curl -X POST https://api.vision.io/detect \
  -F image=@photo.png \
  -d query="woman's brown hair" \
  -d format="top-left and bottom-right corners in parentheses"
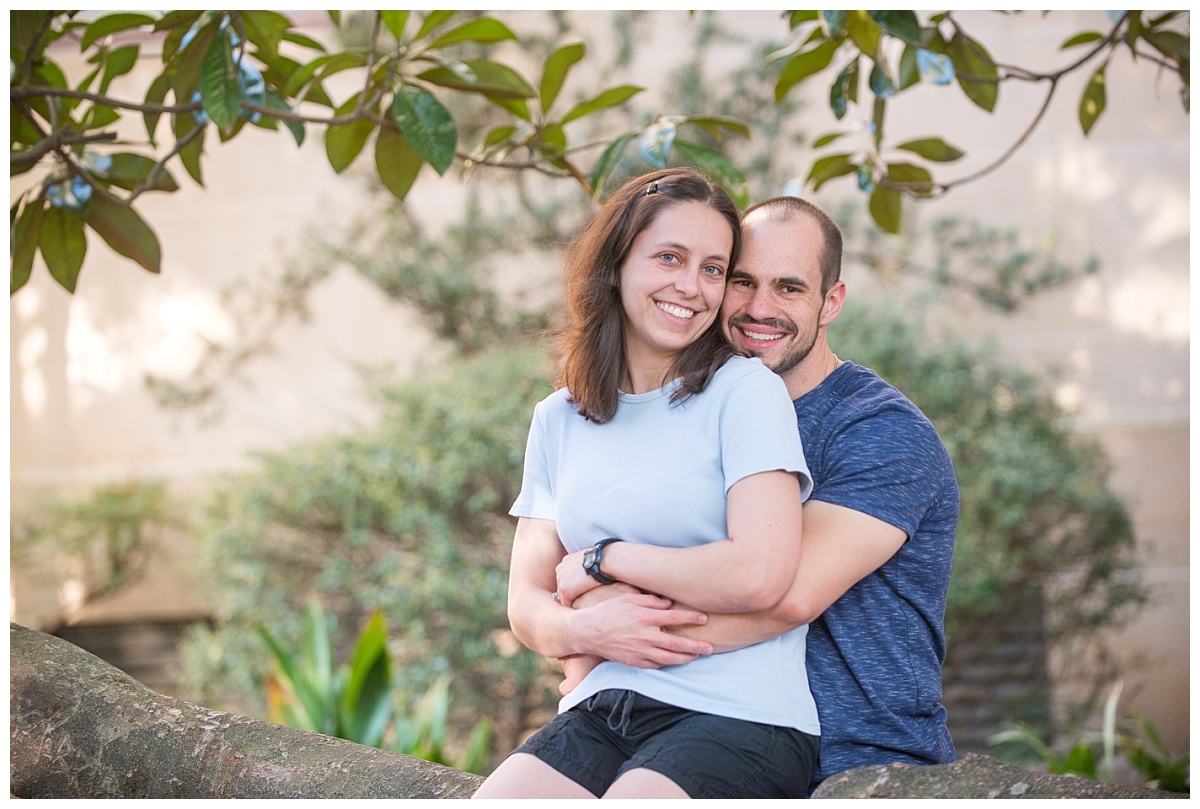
top-left (559, 168), bottom-right (741, 424)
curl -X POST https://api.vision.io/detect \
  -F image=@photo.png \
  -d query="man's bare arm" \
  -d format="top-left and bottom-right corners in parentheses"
top-left (673, 500), bottom-right (906, 652)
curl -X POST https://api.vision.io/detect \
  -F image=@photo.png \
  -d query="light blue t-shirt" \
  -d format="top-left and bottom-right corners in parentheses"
top-left (511, 356), bottom-right (819, 734)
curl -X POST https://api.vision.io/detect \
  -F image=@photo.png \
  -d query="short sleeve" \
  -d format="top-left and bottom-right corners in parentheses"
top-left (509, 398), bottom-right (557, 520)
top-left (815, 404), bottom-right (950, 538)
top-left (718, 362), bottom-right (812, 500)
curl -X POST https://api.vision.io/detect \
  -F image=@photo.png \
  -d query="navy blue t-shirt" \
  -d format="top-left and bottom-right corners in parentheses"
top-left (797, 362), bottom-right (958, 788)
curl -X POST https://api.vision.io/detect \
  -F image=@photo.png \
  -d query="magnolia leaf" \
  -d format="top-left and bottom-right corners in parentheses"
top-left (99, 44), bottom-right (140, 94)
top-left (676, 115), bottom-right (751, 141)
top-left (82, 13), bottom-right (156, 50)
top-left (673, 140), bottom-right (748, 209)
top-left (589, 133), bottom-right (635, 198)
top-left (263, 88), bottom-right (305, 146)
top-left (560, 85), bottom-right (643, 125)
top-left (812, 132), bottom-right (845, 148)
top-left (40, 206), bottom-right (87, 293)
top-left (84, 194), bottom-right (161, 273)
top-left (239, 10), bottom-right (292, 57)
top-left (416, 59), bottom-right (535, 100)
top-left (947, 32), bottom-right (999, 112)
top-left (1079, 62), bottom-right (1108, 135)
top-left (11, 198), bottom-right (45, 294)
top-left (895, 137), bottom-right (964, 162)
top-left (869, 184), bottom-right (902, 233)
top-left (375, 126), bottom-right (423, 200)
top-left (775, 39), bottom-right (839, 102)
top-left (415, 10), bottom-right (456, 41)
top-left (199, 33), bottom-right (241, 129)
top-left (1061, 31), bottom-right (1105, 49)
top-left (325, 96), bottom-right (376, 173)
top-left (427, 18), bottom-right (518, 49)
top-left (886, 161), bottom-right (934, 196)
top-left (807, 152), bottom-right (857, 191)
top-left (173, 112), bottom-right (206, 185)
top-left (870, 10), bottom-right (923, 47)
top-left (380, 11), bottom-right (409, 41)
top-left (142, 72), bottom-right (172, 145)
top-left (540, 42), bottom-right (585, 113)
top-left (845, 10), bottom-right (882, 58)
top-left (105, 153), bottom-right (180, 192)
top-left (392, 84), bottom-right (457, 176)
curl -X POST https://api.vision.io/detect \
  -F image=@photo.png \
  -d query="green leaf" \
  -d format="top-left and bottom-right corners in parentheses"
top-left (1079, 62), bottom-right (1107, 135)
top-left (142, 72), bottom-right (171, 145)
top-left (239, 10), bottom-right (292, 58)
top-left (391, 84), bottom-right (457, 176)
top-left (104, 153), bottom-right (180, 192)
top-left (830, 60), bottom-right (860, 119)
top-left (154, 10), bottom-right (203, 33)
top-left (199, 34), bottom-right (242, 130)
top-left (263, 88), bottom-right (305, 146)
top-left (84, 195), bottom-right (161, 273)
top-left (415, 10), bottom-right (456, 41)
top-left (1143, 30), bottom-right (1189, 65)
top-left (822, 11), bottom-right (848, 38)
top-left (560, 85), bottom-right (643, 125)
top-left (98, 44), bottom-right (140, 94)
top-left (775, 40), bottom-right (840, 102)
top-left (676, 115), bottom-right (751, 141)
top-left (790, 10), bottom-right (819, 28)
top-left (812, 131), bottom-right (845, 148)
top-left (427, 18), bottom-right (518, 49)
top-left (81, 104), bottom-right (122, 131)
top-left (895, 137), bottom-right (964, 162)
top-left (380, 11), bottom-right (408, 41)
top-left (325, 96), bottom-right (377, 174)
top-left (869, 11), bottom-right (923, 47)
top-left (947, 31), bottom-right (999, 112)
top-left (173, 113), bottom-right (206, 186)
top-left (375, 126), bottom-right (423, 200)
top-left (11, 198), bottom-right (45, 294)
top-left (484, 94), bottom-right (532, 121)
top-left (40, 206), bottom-right (87, 293)
top-left (673, 140), bottom-right (749, 209)
top-left (1061, 31), bottom-right (1105, 49)
top-left (170, 17), bottom-right (221, 101)
top-left (539, 43), bottom-right (585, 114)
top-left (536, 123), bottom-right (568, 166)
top-left (416, 59), bottom-right (535, 100)
top-left (257, 623), bottom-right (326, 733)
top-left (283, 52), bottom-right (367, 99)
top-left (280, 31), bottom-right (326, 52)
top-left (845, 10), bottom-right (882, 58)
top-left (886, 161), bottom-right (934, 196)
top-left (898, 45), bottom-right (920, 90)
top-left (81, 13), bottom-right (156, 50)
top-left (868, 184), bottom-right (902, 233)
top-left (589, 132), bottom-right (635, 198)
top-left (340, 612), bottom-right (393, 747)
top-left (807, 152), bottom-right (856, 191)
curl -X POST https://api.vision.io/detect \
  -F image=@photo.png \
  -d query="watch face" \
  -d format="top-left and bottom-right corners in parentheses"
top-left (583, 549), bottom-right (598, 569)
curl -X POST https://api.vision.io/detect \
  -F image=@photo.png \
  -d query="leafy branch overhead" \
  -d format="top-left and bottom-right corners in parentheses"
top-left (10, 9), bottom-right (748, 294)
top-left (9, 10), bottom-right (1190, 292)
top-left (775, 10), bottom-right (1189, 233)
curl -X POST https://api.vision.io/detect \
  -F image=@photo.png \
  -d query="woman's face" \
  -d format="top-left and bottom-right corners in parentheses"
top-left (618, 200), bottom-right (733, 370)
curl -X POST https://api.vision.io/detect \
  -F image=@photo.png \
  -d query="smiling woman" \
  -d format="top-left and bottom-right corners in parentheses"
top-left (472, 169), bottom-right (820, 800)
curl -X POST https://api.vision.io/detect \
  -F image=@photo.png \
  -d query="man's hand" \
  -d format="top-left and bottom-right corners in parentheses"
top-left (567, 584), bottom-right (713, 668)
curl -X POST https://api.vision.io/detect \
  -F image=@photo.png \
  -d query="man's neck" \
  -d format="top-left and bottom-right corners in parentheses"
top-left (780, 342), bottom-right (842, 400)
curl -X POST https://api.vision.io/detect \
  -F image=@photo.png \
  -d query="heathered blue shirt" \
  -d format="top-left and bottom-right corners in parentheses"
top-left (797, 361), bottom-right (958, 789)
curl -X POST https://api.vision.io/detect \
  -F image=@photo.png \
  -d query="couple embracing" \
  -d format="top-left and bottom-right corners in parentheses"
top-left (473, 169), bottom-right (958, 800)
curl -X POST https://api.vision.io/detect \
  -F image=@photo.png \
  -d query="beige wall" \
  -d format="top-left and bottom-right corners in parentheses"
top-left (10, 11), bottom-right (1188, 752)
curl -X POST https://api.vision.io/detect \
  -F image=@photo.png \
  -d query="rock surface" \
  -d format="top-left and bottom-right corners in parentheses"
top-left (811, 752), bottom-right (1184, 799)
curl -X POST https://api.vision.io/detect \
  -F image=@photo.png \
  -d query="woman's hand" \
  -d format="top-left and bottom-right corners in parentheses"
top-left (555, 549), bottom-right (602, 606)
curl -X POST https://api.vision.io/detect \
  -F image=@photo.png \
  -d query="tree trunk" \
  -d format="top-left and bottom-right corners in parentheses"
top-left (9, 623), bottom-right (484, 799)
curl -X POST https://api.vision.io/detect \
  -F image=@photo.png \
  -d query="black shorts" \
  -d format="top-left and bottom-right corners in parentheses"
top-left (512, 689), bottom-right (819, 799)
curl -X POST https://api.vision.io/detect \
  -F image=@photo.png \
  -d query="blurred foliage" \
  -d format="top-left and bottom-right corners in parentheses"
top-left (176, 344), bottom-right (557, 762)
top-left (12, 480), bottom-right (179, 608)
top-left (989, 682), bottom-right (1188, 793)
top-left (259, 599), bottom-right (491, 773)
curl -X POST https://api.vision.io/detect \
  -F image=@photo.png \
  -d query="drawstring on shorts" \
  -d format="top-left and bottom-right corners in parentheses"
top-left (585, 689), bottom-right (637, 736)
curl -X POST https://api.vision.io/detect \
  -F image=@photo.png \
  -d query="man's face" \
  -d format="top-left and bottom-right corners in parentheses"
top-left (721, 214), bottom-right (829, 378)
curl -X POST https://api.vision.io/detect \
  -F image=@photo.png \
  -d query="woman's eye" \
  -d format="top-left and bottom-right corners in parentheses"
top-left (704, 265), bottom-right (726, 276)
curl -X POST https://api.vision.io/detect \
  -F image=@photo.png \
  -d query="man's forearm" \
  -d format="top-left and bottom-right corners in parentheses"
top-left (670, 604), bottom-right (803, 654)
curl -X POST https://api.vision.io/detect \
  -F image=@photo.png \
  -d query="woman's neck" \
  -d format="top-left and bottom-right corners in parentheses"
top-left (623, 354), bottom-right (676, 394)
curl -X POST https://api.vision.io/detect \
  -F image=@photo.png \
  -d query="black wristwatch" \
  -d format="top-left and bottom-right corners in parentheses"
top-left (583, 538), bottom-right (622, 585)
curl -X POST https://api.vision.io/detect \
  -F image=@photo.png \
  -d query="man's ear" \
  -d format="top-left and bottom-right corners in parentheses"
top-left (819, 281), bottom-right (846, 328)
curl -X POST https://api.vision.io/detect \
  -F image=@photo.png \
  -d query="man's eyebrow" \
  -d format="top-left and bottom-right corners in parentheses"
top-left (729, 269), bottom-right (810, 289)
